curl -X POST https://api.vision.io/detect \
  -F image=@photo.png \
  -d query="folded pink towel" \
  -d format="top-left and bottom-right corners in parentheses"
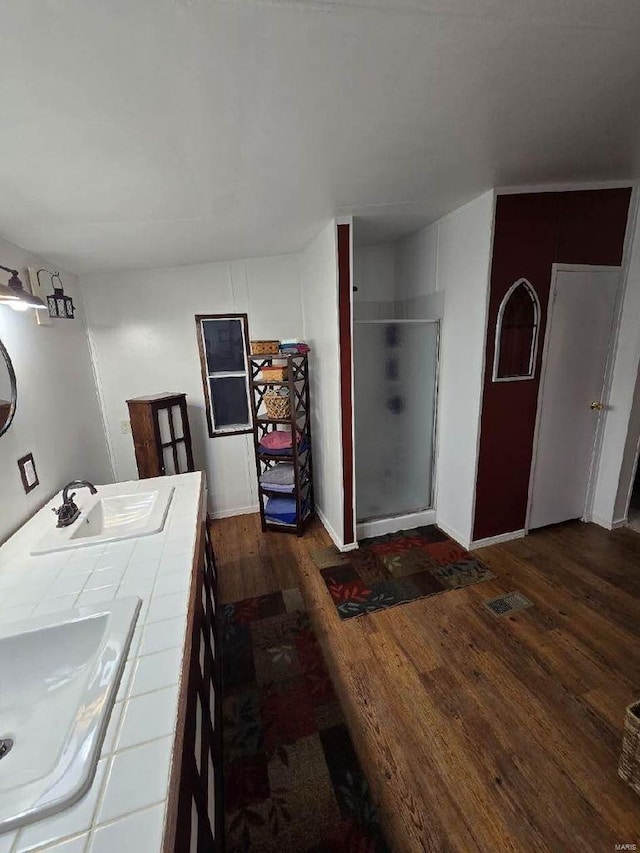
top-left (260, 430), bottom-right (299, 450)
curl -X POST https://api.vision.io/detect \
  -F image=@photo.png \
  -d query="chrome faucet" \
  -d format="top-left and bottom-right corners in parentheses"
top-left (53, 480), bottom-right (98, 528)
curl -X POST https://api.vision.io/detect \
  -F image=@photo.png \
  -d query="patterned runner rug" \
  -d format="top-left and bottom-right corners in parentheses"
top-left (222, 588), bottom-right (389, 852)
top-left (311, 525), bottom-right (495, 619)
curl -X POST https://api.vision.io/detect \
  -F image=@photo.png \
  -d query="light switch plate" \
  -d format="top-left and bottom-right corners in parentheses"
top-left (17, 453), bottom-right (39, 494)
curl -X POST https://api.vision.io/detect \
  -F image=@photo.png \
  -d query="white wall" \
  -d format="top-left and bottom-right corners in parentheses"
top-left (352, 243), bottom-right (396, 320)
top-left (81, 255), bottom-right (303, 519)
top-left (431, 192), bottom-right (495, 546)
top-left (394, 224), bottom-right (444, 319)
top-left (0, 236), bottom-right (112, 543)
top-left (353, 227), bottom-right (445, 322)
top-left (591, 194), bottom-right (640, 525)
top-left (300, 221), bottom-right (345, 547)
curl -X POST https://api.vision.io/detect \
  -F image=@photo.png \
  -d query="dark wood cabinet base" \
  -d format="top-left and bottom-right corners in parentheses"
top-left (163, 484), bottom-right (223, 852)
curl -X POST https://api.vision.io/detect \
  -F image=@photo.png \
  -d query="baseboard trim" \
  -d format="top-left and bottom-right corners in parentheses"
top-left (316, 506), bottom-right (358, 552)
top-left (356, 509), bottom-right (436, 541)
top-left (435, 519), bottom-right (471, 550)
top-left (469, 529), bottom-right (526, 549)
top-left (208, 503), bottom-right (259, 520)
top-left (587, 513), bottom-right (607, 529)
top-left (590, 514), bottom-right (628, 531)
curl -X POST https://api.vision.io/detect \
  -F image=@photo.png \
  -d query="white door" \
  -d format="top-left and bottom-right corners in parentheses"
top-left (528, 266), bottom-right (620, 530)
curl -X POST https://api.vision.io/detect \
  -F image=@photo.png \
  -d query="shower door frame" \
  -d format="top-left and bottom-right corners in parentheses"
top-left (352, 318), bottom-right (441, 538)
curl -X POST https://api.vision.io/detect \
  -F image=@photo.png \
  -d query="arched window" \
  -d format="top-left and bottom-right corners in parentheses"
top-left (493, 278), bottom-right (540, 381)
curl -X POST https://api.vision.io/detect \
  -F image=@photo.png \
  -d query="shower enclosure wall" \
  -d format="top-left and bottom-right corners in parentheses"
top-left (353, 319), bottom-right (439, 537)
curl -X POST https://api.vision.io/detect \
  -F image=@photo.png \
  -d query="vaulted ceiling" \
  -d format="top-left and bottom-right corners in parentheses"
top-left (1, 0), bottom-right (640, 271)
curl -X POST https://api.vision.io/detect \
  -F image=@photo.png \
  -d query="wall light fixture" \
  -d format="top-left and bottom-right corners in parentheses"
top-left (0, 265), bottom-right (48, 312)
top-left (36, 269), bottom-right (76, 319)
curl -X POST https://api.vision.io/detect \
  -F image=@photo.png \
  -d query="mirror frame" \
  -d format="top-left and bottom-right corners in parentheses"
top-left (492, 278), bottom-right (541, 383)
top-left (0, 337), bottom-right (17, 437)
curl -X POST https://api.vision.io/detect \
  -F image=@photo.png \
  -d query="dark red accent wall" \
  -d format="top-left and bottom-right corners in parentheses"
top-left (337, 224), bottom-right (355, 545)
top-left (473, 188), bottom-right (632, 541)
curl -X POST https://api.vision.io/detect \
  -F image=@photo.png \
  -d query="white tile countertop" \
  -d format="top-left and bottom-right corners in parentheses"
top-left (0, 471), bottom-right (203, 853)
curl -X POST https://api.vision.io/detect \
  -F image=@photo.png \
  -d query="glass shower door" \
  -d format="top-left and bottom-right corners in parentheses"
top-left (353, 320), bottom-right (439, 522)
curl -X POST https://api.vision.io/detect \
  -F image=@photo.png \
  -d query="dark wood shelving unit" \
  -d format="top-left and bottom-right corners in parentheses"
top-left (126, 392), bottom-right (195, 479)
top-left (249, 353), bottom-right (314, 536)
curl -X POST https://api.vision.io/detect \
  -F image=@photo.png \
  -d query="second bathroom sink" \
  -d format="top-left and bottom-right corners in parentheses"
top-left (0, 597), bottom-right (140, 832)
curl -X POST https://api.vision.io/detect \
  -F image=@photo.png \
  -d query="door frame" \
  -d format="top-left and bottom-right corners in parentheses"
top-left (337, 221), bottom-right (356, 548)
top-left (524, 263), bottom-right (622, 533)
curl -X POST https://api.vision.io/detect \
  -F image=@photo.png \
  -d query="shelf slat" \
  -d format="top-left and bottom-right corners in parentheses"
top-left (257, 416), bottom-right (308, 425)
top-left (250, 353), bottom-right (307, 361)
top-left (257, 453), bottom-right (308, 463)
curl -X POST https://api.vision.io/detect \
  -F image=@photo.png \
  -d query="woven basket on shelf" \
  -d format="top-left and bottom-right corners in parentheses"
top-left (619, 700), bottom-right (640, 796)
top-left (264, 391), bottom-right (291, 419)
top-left (260, 365), bottom-right (288, 382)
top-left (251, 340), bottom-right (280, 355)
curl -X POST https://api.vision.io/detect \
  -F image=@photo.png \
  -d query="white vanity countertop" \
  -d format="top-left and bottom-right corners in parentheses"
top-left (0, 471), bottom-right (203, 853)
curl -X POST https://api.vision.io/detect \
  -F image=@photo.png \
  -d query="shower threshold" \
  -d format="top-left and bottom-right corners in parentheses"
top-left (355, 507), bottom-right (436, 541)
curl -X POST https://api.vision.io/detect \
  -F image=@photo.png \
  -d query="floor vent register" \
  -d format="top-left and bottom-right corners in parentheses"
top-left (483, 591), bottom-right (534, 616)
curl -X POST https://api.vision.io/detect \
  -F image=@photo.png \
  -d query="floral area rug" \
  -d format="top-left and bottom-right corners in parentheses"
top-left (222, 588), bottom-right (389, 852)
top-left (311, 525), bottom-right (496, 620)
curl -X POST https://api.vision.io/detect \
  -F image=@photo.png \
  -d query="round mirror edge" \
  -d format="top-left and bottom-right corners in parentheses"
top-left (0, 337), bottom-right (17, 438)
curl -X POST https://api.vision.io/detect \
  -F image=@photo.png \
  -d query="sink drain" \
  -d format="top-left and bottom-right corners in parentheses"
top-left (0, 738), bottom-right (13, 759)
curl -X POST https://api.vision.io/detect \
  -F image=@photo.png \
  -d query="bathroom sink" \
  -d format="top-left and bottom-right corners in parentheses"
top-left (0, 597), bottom-right (140, 832)
top-left (31, 485), bottom-right (174, 555)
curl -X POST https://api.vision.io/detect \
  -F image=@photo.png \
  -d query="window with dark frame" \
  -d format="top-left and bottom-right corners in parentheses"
top-left (196, 314), bottom-right (253, 437)
top-left (493, 279), bottom-right (540, 382)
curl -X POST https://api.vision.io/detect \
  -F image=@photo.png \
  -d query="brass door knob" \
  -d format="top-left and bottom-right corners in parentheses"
top-left (590, 401), bottom-right (605, 411)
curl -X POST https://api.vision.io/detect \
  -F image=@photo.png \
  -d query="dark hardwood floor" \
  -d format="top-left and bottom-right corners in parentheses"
top-left (211, 513), bottom-right (640, 852)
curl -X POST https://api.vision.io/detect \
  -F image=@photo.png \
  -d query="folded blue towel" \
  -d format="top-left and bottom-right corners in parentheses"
top-left (265, 495), bottom-right (298, 524)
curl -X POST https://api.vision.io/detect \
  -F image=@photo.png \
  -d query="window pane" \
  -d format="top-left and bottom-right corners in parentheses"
top-left (163, 445), bottom-right (177, 475)
top-left (176, 440), bottom-right (188, 473)
top-left (197, 314), bottom-right (252, 437)
top-left (210, 377), bottom-right (250, 429)
top-left (171, 405), bottom-right (184, 439)
top-left (158, 407), bottom-right (171, 443)
top-left (203, 319), bottom-right (245, 373)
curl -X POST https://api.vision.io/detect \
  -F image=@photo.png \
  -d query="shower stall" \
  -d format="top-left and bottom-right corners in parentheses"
top-left (353, 319), bottom-right (439, 537)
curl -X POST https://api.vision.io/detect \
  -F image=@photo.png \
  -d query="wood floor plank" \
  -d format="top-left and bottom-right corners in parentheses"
top-left (212, 515), bottom-right (640, 851)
